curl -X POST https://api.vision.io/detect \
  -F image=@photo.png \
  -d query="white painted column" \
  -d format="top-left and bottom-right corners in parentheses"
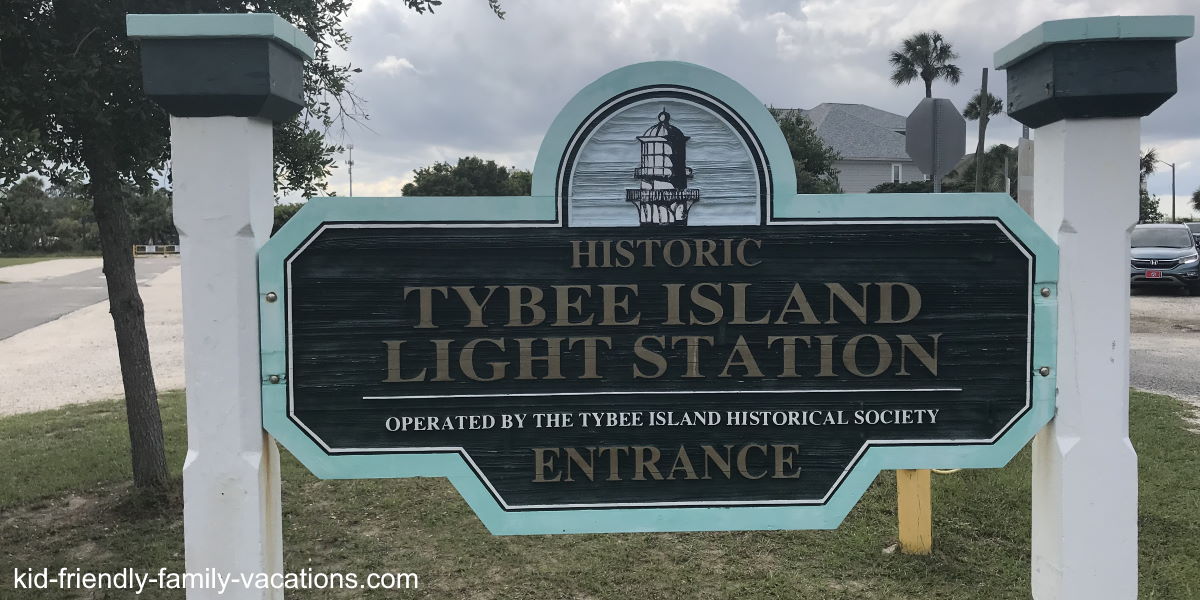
top-left (1030, 118), bottom-right (1140, 600)
top-left (171, 116), bottom-right (283, 599)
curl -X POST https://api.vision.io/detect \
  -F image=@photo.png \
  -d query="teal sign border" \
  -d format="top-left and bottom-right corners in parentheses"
top-left (259, 61), bottom-right (1058, 535)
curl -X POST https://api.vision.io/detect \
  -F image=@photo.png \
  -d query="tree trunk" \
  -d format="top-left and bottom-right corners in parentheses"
top-left (975, 69), bottom-right (989, 193)
top-left (924, 78), bottom-right (932, 98)
top-left (81, 140), bottom-right (169, 489)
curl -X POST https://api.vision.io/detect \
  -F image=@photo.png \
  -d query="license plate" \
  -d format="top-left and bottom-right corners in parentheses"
top-left (1146, 270), bottom-right (1163, 278)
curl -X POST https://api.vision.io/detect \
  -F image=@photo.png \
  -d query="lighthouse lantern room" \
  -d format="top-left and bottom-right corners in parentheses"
top-left (626, 108), bottom-right (700, 226)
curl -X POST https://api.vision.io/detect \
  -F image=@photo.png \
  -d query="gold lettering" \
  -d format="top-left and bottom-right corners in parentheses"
top-left (689, 282), bottom-right (724, 325)
top-left (402, 286), bottom-right (449, 329)
top-left (663, 283), bottom-right (685, 325)
top-left (719, 335), bottom-right (764, 378)
top-left (843, 334), bottom-right (893, 377)
top-left (459, 338), bottom-right (507, 382)
top-left (736, 444), bottom-right (769, 479)
top-left (735, 239), bottom-right (762, 267)
top-left (633, 335), bottom-right (668, 379)
top-left (667, 446), bottom-right (700, 480)
top-left (569, 336), bottom-right (612, 379)
top-left (772, 444), bottom-right (801, 479)
top-left (552, 285), bottom-right (594, 327)
top-left (775, 284), bottom-right (820, 324)
top-left (767, 335), bottom-right (811, 378)
top-left (614, 239), bottom-right (636, 268)
top-left (671, 336), bottom-right (714, 378)
top-left (816, 335), bottom-right (837, 377)
top-left (564, 447), bottom-right (596, 482)
top-left (878, 282), bottom-right (922, 323)
top-left (701, 445), bottom-right (734, 479)
top-left (532, 448), bottom-right (560, 482)
top-left (383, 340), bottom-right (425, 382)
top-left (451, 285), bottom-right (499, 328)
top-left (636, 239), bottom-right (662, 267)
top-left (632, 446), bottom-right (664, 480)
top-left (599, 284), bottom-right (640, 326)
top-left (694, 239), bottom-right (719, 267)
top-left (516, 337), bottom-right (564, 380)
top-left (896, 333), bottom-right (941, 376)
top-left (570, 240), bottom-right (597, 268)
top-left (729, 283), bottom-right (771, 324)
top-left (506, 285), bottom-right (546, 327)
top-left (431, 339), bottom-right (453, 381)
top-left (663, 239), bottom-right (691, 267)
top-left (597, 446), bottom-right (629, 481)
top-left (825, 283), bottom-right (870, 324)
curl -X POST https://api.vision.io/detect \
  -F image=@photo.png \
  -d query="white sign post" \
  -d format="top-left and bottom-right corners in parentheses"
top-left (173, 116), bottom-right (283, 597)
top-left (127, 14), bottom-right (316, 599)
top-left (996, 15), bottom-right (1194, 600)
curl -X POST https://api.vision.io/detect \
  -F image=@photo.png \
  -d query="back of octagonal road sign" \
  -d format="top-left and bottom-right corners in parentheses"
top-left (906, 98), bottom-right (967, 180)
top-left (258, 60), bottom-right (1057, 535)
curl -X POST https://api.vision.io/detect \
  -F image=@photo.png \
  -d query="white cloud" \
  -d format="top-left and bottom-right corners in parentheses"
top-left (372, 55), bottom-right (417, 75)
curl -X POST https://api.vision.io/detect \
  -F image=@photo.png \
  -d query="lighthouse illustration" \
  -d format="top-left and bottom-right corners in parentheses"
top-left (626, 108), bottom-right (699, 226)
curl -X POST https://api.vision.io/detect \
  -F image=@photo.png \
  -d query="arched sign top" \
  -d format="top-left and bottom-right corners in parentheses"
top-left (530, 61), bottom-right (796, 225)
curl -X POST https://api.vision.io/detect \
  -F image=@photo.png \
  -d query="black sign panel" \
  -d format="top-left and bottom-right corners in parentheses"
top-left (285, 222), bottom-right (1032, 509)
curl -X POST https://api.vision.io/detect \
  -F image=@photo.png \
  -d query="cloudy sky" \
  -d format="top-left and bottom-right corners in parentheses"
top-left (314, 0), bottom-right (1200, 218)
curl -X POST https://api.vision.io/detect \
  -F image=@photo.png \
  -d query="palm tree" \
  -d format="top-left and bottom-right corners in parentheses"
top-left (964, 91), bottom-right (1003, 121)
top-left (889, 31), bottom-right (963, 98)
top-left (964, 91), bottom-right (1004, 191)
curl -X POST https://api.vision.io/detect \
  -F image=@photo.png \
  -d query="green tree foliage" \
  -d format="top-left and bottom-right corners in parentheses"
top-left (946, 144), bottom-right (1017, 199)
top-left (1191, 186), bottom-right (1200, 214)
top-left (0, 0), bottom-right (504, 490)
top-left (401, 157), bottom-right (532, 196)
top-left (768, 109), bottom-right (841, 194)
top-left (888, 31), bottom-right (963, 98)
top-left (963, 91), bottom-right (1004, 192)
top-left (1140, 149), bottom-right (1164, 223)
top-left (273, 202), bottom-right (305, 235)
top-left (867, 179), bottom-right (973, 194)
top-left (964, 92), bottom-right (1003, 121)
top-left (0, 177), bottom-right (53, 253)
top-left (0, 177), bottom-right (110, 253)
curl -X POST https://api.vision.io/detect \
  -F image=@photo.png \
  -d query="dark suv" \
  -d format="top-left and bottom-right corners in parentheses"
top-left (1130, 223), bottom-right (1200, 294)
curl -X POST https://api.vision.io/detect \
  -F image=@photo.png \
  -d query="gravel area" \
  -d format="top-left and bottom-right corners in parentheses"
top-left (0, 258), bottom-right (102, 283)
top-left (1130, 289), bottom-right (1200, 423)
top-left (0, 266), bottom-right (183, 416)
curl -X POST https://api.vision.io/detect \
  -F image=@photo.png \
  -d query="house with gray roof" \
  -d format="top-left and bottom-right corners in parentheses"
top-left (776, 103), bottom-right (927, 193)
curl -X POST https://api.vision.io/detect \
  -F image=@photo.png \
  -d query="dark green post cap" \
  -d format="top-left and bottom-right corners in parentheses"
top-left (126, 14), bottom-right (316, 121)
top-left (994, 15), bottom-right (1193, 129)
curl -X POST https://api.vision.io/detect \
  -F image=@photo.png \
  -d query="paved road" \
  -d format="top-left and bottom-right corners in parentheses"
top-left (0, 257), bottom-right (179, 340)
top-left (1130, 288), bottom-right (1200, 407)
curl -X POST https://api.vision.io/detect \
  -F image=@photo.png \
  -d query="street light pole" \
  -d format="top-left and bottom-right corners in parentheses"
top-left (347, 144), bottom-right (355, 197)
top-left (1156, 158), bottom-right (1176, 222)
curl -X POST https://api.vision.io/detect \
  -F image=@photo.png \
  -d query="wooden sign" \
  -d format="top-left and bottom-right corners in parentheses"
top-left (260, 61), bottom-right (1058, 534)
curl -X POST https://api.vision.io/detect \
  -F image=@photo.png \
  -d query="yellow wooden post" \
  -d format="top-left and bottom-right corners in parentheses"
top-left (896, 468), bottom-right (932, 554)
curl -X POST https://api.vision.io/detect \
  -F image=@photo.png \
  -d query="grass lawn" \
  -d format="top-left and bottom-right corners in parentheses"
top-left (1, 391), bottom-right (1197, 599)
top-left (0, 256), bottom-right (61, 269)
top-left (0, 255), bottom-right (102, 269)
